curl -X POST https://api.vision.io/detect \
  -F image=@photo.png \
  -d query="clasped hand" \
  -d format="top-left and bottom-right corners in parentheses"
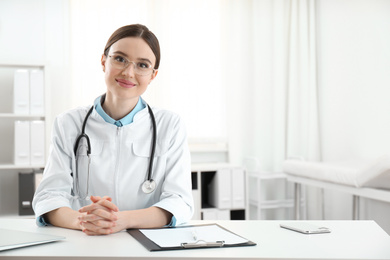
top-left (78, 195), bottom-right (120, 236)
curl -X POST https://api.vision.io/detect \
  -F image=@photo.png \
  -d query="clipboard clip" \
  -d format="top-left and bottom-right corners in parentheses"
top-left (181, 240), bottom-right (225, 248)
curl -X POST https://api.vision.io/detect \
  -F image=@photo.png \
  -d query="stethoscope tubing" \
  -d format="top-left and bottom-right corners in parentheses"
top-left (73, 95), bottom-right (157, 197)
top-left (146, 104), bottom-right (157, 182)
top-left (73, 106), bottom-right (93, 156)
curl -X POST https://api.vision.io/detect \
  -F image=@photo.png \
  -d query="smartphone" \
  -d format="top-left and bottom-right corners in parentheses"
top-left (280, 222), bottom-right (331, 234)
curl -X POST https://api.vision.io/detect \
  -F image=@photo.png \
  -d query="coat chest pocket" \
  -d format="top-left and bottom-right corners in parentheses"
top-left (132, 139), bottom-right (169, 158)
top-left (132, 139), bottom-right (169, 183)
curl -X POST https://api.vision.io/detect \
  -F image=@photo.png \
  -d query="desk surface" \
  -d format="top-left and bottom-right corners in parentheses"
top-left (0, 219), bottom-right (389, 260)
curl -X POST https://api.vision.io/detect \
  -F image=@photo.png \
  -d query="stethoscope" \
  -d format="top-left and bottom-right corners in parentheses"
top-left (73, 94), bottom-right (157, 200)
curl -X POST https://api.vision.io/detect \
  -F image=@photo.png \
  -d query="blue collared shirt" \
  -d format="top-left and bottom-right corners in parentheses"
top-left (94, 96), bottom-right (145, 126)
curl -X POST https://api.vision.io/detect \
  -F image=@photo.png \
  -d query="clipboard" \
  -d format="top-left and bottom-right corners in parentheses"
top-left (127, 223), bottom-right (256, 251)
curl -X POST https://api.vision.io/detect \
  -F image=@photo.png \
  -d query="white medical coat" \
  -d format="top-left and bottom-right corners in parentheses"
top-left (32, 105), bottom-right (194, 225)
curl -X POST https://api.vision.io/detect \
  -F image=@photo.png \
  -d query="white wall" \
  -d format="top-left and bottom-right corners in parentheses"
top-left (0, 0), bottom-right (45, 64)
top-left (318, 0), bottom-right (390, 161)
top-left (316, 0), bottom-right (390, 230)
top-left (44, 0), bottom-right (71, 135)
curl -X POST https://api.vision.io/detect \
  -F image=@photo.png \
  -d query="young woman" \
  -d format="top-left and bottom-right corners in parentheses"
top-left (33, 24), bottom-right (194, 236)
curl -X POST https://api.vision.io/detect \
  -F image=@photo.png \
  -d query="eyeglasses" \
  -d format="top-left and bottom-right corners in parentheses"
top-left (108, 54), bottom-right (155, 76)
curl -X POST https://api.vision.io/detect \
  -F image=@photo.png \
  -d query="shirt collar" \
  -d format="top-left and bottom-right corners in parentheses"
top-left (94, 95), bottom-right (146, 127)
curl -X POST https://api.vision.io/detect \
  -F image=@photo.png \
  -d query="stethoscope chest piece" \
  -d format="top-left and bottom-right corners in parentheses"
top-left (142, 179), bottom-right (156, 194)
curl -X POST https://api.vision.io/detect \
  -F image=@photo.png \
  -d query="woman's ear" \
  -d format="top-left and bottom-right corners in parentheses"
top-left (101, 54), bottom-right (107, 72)
top-left (150, 70), bottom-right (158, 81)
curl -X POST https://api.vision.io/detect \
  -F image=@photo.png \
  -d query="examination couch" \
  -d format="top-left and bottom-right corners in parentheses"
top-left (283, 155), bottom-right (390, 219)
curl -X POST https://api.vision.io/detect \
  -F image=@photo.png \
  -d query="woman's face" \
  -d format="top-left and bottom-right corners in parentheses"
top-left (101, 37), bottom-right (158, 102)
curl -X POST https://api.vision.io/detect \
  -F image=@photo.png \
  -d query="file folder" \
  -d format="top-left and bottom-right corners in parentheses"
top-left (13, 70), bottom-right (30, 114)
top-left (202, 208), bottom-right (218, 220)
top-left (127, 223), bottom-right (256, 251)
top-left (18, 171), bottom-right (35, 215)
top-left (14, 121), bottom-right (30, 165)
top-left (30, 69), bottom-right (45, 115)
top-left (208, 169), bottom-right (232, 209)
top-left (232, 169), bottom-right (245, 208)
top-left (192, 189), bottom-right (201, 220)
top-left (30, 120), bottom-right (45, 166)
top-left (217, 209), bottom-right (230, 220)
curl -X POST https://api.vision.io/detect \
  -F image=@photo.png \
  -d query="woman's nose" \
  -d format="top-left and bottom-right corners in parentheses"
top-left (122, 62), bottom-right (136, 77)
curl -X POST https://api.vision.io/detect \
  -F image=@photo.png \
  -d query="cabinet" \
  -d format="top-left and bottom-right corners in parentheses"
top-left (191, 163), bottom-right (248, 220)
top-left (0, 63), bottom-right (47, 217)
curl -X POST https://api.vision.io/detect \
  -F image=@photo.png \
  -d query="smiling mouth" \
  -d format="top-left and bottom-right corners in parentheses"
top-left (116, 79), bottom-right (136, 88)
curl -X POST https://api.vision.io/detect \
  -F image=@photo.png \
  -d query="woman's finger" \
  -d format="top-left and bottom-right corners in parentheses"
top-left (79, 198), bottom-right (118, 213)
top-left (80, 221), bottom-right (113, 236)
top-left (80, 218), bottom-right (116, 229)
top-left (90, 195), bottom-right (112, 203)
top-left (78, 203), bottom-right (99, 213)
top-left (79, 208), bottom-right (117, 222)
top-left (102, 196), bottom-right (112, 201)
top-left (79, 202), bottom-right (109, 213)
top-left (89, 196), bottom-right (102, 203)
top-left (96, 199), bottom-right (119, 212)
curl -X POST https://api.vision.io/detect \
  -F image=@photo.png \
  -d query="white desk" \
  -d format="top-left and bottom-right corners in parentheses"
top-left (1, 219), bottom-right (390, 260)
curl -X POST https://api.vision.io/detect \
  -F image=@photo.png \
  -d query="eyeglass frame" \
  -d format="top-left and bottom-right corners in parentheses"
top-left (107, 54), bottom-right (157, 76)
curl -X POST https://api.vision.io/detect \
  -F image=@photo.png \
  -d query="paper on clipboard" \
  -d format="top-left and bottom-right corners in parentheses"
top-left (139, 224), bottom-right (248, 248)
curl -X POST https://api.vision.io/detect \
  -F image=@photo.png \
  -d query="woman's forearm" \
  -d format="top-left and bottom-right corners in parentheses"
top-left (46, 205), bottom-right (172, 235)
top-left (45, 207), bottom-right (82, 230)
top-left (120, 206), bottom-right (172, 229)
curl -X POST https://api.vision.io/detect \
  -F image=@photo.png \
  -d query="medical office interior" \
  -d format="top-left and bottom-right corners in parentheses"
top-left (1, 0), bottom-right (390, 234)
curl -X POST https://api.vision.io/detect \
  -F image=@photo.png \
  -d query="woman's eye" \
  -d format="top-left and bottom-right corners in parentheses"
top-left (137, 63), bottom-right (149, 69)
top-left (115, 56), bottom-right (126, 63)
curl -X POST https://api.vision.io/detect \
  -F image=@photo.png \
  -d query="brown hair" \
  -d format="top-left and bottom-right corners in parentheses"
top-left (103, 24), bottom-right (161, 69)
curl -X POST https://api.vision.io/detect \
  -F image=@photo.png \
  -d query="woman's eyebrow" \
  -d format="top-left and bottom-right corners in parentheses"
top-left (112, 51), bottom-right (153, 64)
top-left (138, 58), bottom-right (153, 64)
top-left (112, 51), bottom-right (129, 57)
